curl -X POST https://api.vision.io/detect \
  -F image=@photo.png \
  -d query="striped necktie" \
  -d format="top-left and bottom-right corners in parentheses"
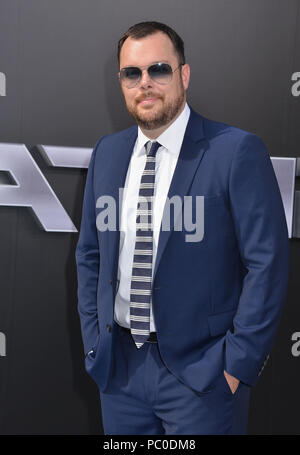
top-left (130, 140), bottom-right (161, 349)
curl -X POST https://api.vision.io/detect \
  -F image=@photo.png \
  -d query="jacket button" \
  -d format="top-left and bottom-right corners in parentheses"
top-left (106, 324), bottom-right (111, 332)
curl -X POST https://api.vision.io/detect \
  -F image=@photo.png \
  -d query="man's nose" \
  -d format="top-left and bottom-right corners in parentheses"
top-left (139, 69), bottom-right (153, 88)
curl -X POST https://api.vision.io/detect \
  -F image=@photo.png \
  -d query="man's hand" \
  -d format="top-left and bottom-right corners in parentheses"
top-left (224, 370), bottom-right (240, 394)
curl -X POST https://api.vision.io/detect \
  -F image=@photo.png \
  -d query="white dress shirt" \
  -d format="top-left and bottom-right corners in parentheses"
top-left (114, 102), bottom-right (191, 331)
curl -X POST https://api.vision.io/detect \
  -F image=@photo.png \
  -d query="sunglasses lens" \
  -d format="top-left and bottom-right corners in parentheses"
top-left (148, 63), bottom-right (173, 84)
top-left (119, 63), bottom-right (174, 87)
top-left (120, 67), bottom-right (142, 87)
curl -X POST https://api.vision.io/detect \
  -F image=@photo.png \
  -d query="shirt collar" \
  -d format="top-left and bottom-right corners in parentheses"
top-left (134, 102), bottom-right (190, 157)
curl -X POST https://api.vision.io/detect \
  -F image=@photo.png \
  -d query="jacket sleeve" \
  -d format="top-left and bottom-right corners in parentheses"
top-left (75, 138), bottom-right (102, 357)
top-left (225, 133), bottom-right (290, 387)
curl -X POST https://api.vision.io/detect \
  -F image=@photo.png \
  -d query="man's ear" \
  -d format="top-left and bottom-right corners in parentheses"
top-left (181, 63), bottom-right (190, 90)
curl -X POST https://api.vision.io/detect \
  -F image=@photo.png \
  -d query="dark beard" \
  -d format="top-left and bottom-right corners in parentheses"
top-left (126, 87), bottom-right (185, 130)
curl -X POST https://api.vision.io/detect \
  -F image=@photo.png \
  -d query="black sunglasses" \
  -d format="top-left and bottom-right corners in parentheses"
top-left (118, 62), bottom-right (183, 88)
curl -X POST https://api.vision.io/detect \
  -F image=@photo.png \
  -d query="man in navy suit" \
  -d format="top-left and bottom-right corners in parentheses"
top-left (75, 21), bottom-right (290, 434)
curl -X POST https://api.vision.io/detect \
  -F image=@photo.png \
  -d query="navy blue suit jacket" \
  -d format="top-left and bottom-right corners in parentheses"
top-left (75, 106), bottom-right (290, 394)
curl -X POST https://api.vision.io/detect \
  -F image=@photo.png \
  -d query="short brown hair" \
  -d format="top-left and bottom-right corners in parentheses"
top-left (117, 21), bottom-right (185, 66)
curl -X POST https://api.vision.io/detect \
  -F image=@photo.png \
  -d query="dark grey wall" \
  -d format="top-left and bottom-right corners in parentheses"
top-left (0, 0), bottom-right (299, 434)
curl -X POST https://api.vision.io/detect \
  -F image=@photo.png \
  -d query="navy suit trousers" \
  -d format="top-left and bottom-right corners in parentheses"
top-left (99, 322), bottom-right (251, 435)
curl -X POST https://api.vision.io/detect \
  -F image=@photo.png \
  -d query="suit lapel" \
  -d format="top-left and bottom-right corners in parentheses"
top-left (153, 108), bottom-right (207, 280)
top-left (106, 126), bottom-right (137, 283)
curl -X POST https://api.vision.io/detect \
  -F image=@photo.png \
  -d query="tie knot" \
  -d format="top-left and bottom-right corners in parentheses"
top-left (146, 141), bottom-right (161, 157)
